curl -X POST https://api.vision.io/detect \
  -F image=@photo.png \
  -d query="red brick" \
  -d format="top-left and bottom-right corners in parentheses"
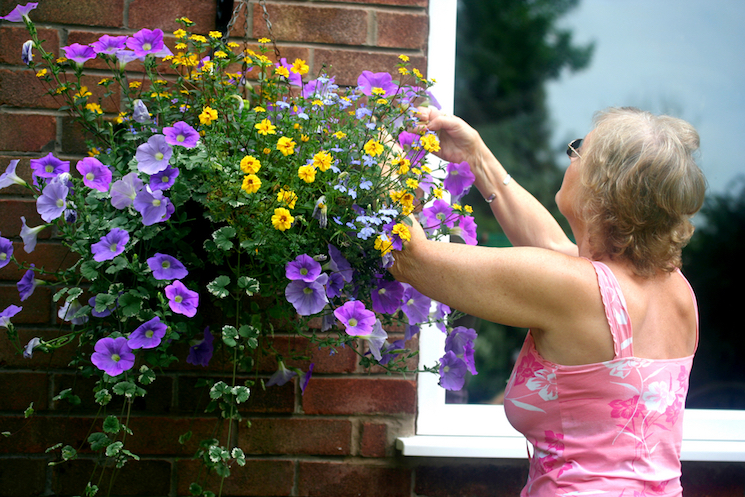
top-left (0, 198), bottom-right (49, 238)
top-left (176, 458), bottom-right (294, 497)
top-left (376, 11), bottom-right (429, 50)
top-left (59, 116), bottom-right (90, 156)
top-left (52, 458), bottom-right (171, 496)
top-left (177, 375), bottom-right (295, 414)
top-left (4, 241), bottom-right (78, 281)
top-left (0, 458), bottom-right (47, 497)
top-left (0, 284), bottom-right (52, 325)
top-left (360, 421), bottom-right (387, 457)
top-left (302, 378), bottom-right (416, 415)
top-left (0, 414), bottom-right (95, 454)
top-left (256, 334), bottom-right (357, 374)
top-left (125, 416), bottom-right (220, 456)
top-left (0, 371), bottom-right (49, 411)
top-left (129, 0), bottom-right (217, 33)
top-left (0, 327), bottom-right (78, 369)
top-left (314, 48), bottom-right (427, 87)
top-left (252, 4), bottom-right (368, 46)
top-left (52, 371), bottom-right (173, 413)
top-left (0, 25), bottom-right (59, 65)
top-left (238, 417), bottom-right (352, 456)
top-left (0, 70), bottom-right (58, 109)
top-left (298, 461), bottom-right (411, 497)
top-left (31, 0), bottom-right (125, 28)
top-left (0, 113), bottom-right (56, 153)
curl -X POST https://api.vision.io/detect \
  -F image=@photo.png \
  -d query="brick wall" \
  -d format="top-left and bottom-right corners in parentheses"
top-left (2, 1), bottom-right (744, 496)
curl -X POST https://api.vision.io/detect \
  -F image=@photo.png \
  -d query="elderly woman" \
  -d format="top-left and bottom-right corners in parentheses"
top-left (390, 107), bottom-right (706, 496)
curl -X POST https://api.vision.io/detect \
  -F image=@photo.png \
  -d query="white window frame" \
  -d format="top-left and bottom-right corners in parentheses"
top-left (396, 0), bottom-right (745, 463)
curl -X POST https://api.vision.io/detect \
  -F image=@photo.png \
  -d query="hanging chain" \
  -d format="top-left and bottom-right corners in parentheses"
top-left (259, 0), bottom-right (282, 60)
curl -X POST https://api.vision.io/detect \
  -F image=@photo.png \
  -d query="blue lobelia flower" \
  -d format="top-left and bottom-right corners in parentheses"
top-left (128, 316), bottom-right (168, 349)
top-left (91, 337), bottom-right (135, 376)
top-left (146, 253), bottom-right (188, 281)
top-left (187, 327), bottom-right (214, 367)
top-left (90, 228), bottom-right (129, 262)
top-left (136, 134), bottom-right (172, 174)
top-left (285, 273), bottom-right (329, 316)
top-left (36, 179), bottom-right (68, 222)
top-left (0, 233), bottom-right (13, 269)
top-left (439, 350), bottom-right (468, 391)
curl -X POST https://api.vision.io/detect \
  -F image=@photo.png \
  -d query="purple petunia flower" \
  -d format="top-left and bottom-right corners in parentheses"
top-left (91, 227), bottom-right (129, 262)
top-left (327, 243), bottom-right (353, 283)
top-left (420, 199), bottom-right (456, 230)
top-left (378, 339), bottom-right (405, 366)
top-left (17, 265), bottom-right (39, 301)
top-left (357, 71), bottom-right (397, 97)
top-left (36, 180), bottom-right (68, 222)
top-left (285, 274), bottom-right (329, 316)
top-left (0, 304), bottom-right (22, 328)
top-left (265, 360), bottom-right (297, 387)
top-left (300, 363), bottom-right (314, 394)
top-left (114, 49), bottom-right (142, 67)
top-left (126, 28), bottom-right (165, 58)
top-left (451, 215), bottom-right (478, 246)
top-left (363, 320), bottom-right (388, 361)
top-left (58, 299), bottom-right (88, 325)
top-left (165, 280), bottom-right (199, 317)
top-left (334, 300), bottom-right (376, 337)
top-left (146, 253), bottom-right (188, 280)
top-left (0, 2), bottom-right (38, 22)
top-left (445, 326), bottom-right (478, 375)
top-left (433, 301), bottom-right (451, 333)
top-left (302, 75), bottom-right (336, 99)
top-left (0, 159), bottom-right (28, 190)
top-left (286, 254), bottom-right (322, 283)
top-left (443, 161), bottom-right (475, 199)
top-left (162, 121), bottom-right (199, 148)
top-left (439, 350), bottom-right (467, 391)
top-left (76, 157), bottom-right (112, 192)
top-left (91, 34), bottom-right (127, 55)
top-left (132, 99), bottom-right (151, 123)
top-left (401, 284), bottom-right (431, 325)
top-left (398, 131), bottom-right (427, 166)
top-left (22, 40), bottom-right (33, 65)
top-left (0, 234), bottom-right (13, 269)
top-left (325, 272), bottom-right (345, 299)
top-left (29, 153), bottom-right (70, 184)
top-left (275, 58), bottom-right (303, 87)
top-left (186, 327), bottom-right (214, 366)
top-left (23, 337), bottom-right (41, 359)
top-left (371, 278), bottom-right (404, 315)
top-left (91, 336), bottom-right (135, 376)
top-left (128, 316), bottom-right (167, 349)
top-left (62, 43), bottom-right (97, 65)
top-left (136, 134), bottom-right (172, 174)
top-left (149, 165), bottom-right (179, 191)
top-left (133, 186), bottom-right (170, 226)
top-left (110, 171), bottom-right (144, 209)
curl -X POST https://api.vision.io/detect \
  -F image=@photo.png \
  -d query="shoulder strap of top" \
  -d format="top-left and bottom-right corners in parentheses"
top-left (588, 260), bottom-right (634, 358)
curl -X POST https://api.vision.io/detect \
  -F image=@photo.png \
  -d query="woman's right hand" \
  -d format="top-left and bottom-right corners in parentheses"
top-left (417, 107), bottom-right (485, 168)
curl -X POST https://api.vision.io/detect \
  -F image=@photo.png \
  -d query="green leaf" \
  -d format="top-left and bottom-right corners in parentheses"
top-left (231, 447), bottom-right (246, 466)
top-left (189, 483), bottom-right (203, 497)
top-left (232, 386), bottom-right (250, 404)
top-left (53, 287), bottom-right (68, 303)
top-left (84, 482), bottom-right (99, 497)
top-left (118, 292), bottom-right (143, 317)
top-left (237, 276), bottom-right (260, 296)
top-left (179, 431), bottom-right (193, 445)
top-left (212, 226), bottom-right (236, 251)
top-left (207, 275), bottom-right (230, 299)
top-left (94, 293), bottom-right (116, 313)
top-left (80, 260), bottom-right (100, 281)
top-left (61, 445), bottom-right (78, 461)
top-left (222, 325), bottom-right (238, 347)
top-left (24, 402), bottom-right (34, 418)
top-left (65, 287), bottom-right (83, 303)
top-left (105, 441), bottom-right (123, 457)
top-left (102, 415), bottom-right (120, 434)
top-left (209, 381), bottom-right (230, 400)
top-left (94, 388), bottom-right (112, 405)
top-left (105, 256), bottom-right (128, 275)
top-left (88, 432), bottom-right (112, 451)
top-left (138, 366), bottom-right (156, 385)
top-left (112, 381), bottom-right (136, 397)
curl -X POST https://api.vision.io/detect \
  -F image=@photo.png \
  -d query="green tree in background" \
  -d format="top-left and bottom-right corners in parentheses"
top-left (452, 0), bottom-right (594, 403)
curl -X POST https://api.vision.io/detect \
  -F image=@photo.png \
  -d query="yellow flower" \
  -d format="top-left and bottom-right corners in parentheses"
top-left (420, 133), bottom-right (441, 153)
top-left (433, 187), bottom-right (444, 199)
top-left (364, 139), bottom-right (384, 157)
top-left (209, 30), bottom-right (222, 39)
top-left (214, 50), bottom-right (228, 58)
top-left (332, 131), bottom-right (346, 139)
top-left (199, 106), bottom-right (218, 125)
top-left (227, 42), bottom-right (239, 48)
top-left (392, 223), bottom-right (411, 242)
top-left (298, 164), bottom-right (316, 183)
top-left (413, 68), bottom-right (423, 78)
top-left (115, 111), bottom-right (127, 124)
top-left (253, 106), bottom-right (266, 113)
top-left (398, 67), bottom-right (410, 75)
top-left (56, 57), bottom-right (68, 63)
top-left (421, 165), bottom-right (432, 174)
top-left (175, 42), bottom-right (187, 50)
top-left (75, 86), bottom-right (92, 99)
top-left (98, 78), bottom-right (111, 85)
top-left (173, 29), bottom-right (187, 38)
top-left (240, 155), bottom-right (261, 174)
top-left (399, 54), bottom-right (410, 62)
top-left (452, 203), bottom-right (462, 211)
top-left (88, 148), bottom-right (100, 156)
top-left (241, 174), bottom-right (261, 194)
top-left (277, 189), bottom-right (298, 209)
top-left (411, 168), bottom-right (422, 176)
top-left (179, 17), bottom-right (193, 25)
top-left (376, 98), bottom-right (388, 105)
top-left (464, 205), bottom-right (473, 214)
top-left (276, 136), bottom-right (296, 156)
top-left (312, 151), bottom-right (333, 172)
top-left (375, 236), bottom-right (392, 256)
top-left (258, 37), bottom-right (271, 43)
top-left (312, 99), bottom-right (324, 107)
top-left (255, 118), bottom-right (276, 135)
top-left (129, 81), bottom-right (142, 89)
top-left (35, 68), bottom-right (47, 77)
top-left (271, 207), bottom-right (294, 231)
top-left (263, 147), bottom-right (271, 155)
top-left (85, 103), bottom-right (103, 114)
top-left (189, 34), bottom-right (207, 43)
top-left (291, 58), bottom-right (309, 75)
top-left (275, 66), bottom-right (290, 78)
top-left (301, 134), bottom-right (310, 142)
top-left (406, 178), bottom-right (419, 190)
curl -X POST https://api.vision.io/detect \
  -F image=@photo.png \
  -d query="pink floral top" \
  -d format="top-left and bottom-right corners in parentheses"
top-left (503, 261), bottom-right (698, 497)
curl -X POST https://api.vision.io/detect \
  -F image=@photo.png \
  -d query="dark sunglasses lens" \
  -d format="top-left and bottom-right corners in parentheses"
top-left (566, 139), bottom-right (583, 157)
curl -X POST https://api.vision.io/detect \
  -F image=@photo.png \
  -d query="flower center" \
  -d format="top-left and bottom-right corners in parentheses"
top-left (152, 199), bottom-right (161, 207)
top-left (177, 134), bottom-right (185, 142)
top-left (155, 152), bottom-right (164, 161)
top-left (175, 295), bottom-right (183, 303)
top-left (56, 199), bottom-right (64, 208)
top-left (436, 212), bottom-right (445, 220)
top-left (86, 172), bottom-right (95, 180)
top-left (300, 268), bottom-right (308, 275)
top-left (145, 330), bottom-right (154, 338)
top-left (142, 42), bottom-right (152, 51)
top-left (451, 170), bottom-right (458, 176)
top-left (161, 260), bottom-right (171, 269)
top-left (303, 287), bottom-right (313, 295)
top-left (378, 288), bottom-right (386, 295)
top-left (348, 318), bottom-right (358, 327)
top-left (162, 176), bottom-right (169, 183)
top-left (45, 165), bottom-right (54, 173)
top-left (109, 243), bottom-right (118, 252)
top-left (0, 253), bottom-right (7, 261)
top-left (111, 353), bottom-right (121, 363)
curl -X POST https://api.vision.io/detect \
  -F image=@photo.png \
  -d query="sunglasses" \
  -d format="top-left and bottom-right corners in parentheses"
top-left (566, 138), bottom-right (583, 159)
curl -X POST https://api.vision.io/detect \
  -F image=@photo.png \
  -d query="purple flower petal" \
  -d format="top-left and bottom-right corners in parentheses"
top-left (36, 180), bottom-right (68, 222)
top-left (0, 159), bottom-right (27, 189)
top-left (401, 284), bottom-right (431, 325)
top-left (285, 276), bottom-right (329, 316)
top-left (76, 157), bottom-right (112, 192)
top-left (334, 300), bottom-right (376, 336)
top-left (20, 216), bottom-right (45, 254)
top-left (128, 316), bottom-right (167, 349)
top-left (30, 153), bottom-right (70, 184)
top-left (266, 361), bottom-right (297, 387)
top-left (91, 337), bottom-right (135, 376)
top-left (126, 28), bottom-right (165, 58)
top-left (91, 35), bottom-right (127, 55)
top-left (187, 327), bottom-right (214, 366)
top-left (62, 43), bottom-right (97, 65)
top-left (17, 265), bottom-right (38, 301)
top-left (110, 172), bottom-right (144, 209)
top-left (162, 121), bottom-right (199, 148)
top-left (133, 186), bottom-right (170, 226)
top-left (286, 254), bottom-right (322, 282)
top-left (0, 3), bottom-right (38, 22)
top-left (146, 253), bottom-right (188, 280)
top-left (91, 227), bottom-right (129, 262)
top-left (0, 304), bottom-right (22, 327)
top-left (136, 134), bottom-right (172, 174)
top-left (0, 234), bottom-right (13, 269)
top-left (149, 165), bottom-right (179, 191)
top-left (443, 161), bottom-right (475, 199)
top-left (357, 71), bottom-right (397, 97)
top-left (371, 278), bottom-right (404, 315)
top-left (439, 350), bottom-right (467, 391)
top-left (165, 280), bottom-right (199, 317)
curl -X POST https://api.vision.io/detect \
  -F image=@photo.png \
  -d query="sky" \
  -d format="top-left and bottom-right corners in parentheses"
top-left (546, 0), bottom-right (745, 195)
